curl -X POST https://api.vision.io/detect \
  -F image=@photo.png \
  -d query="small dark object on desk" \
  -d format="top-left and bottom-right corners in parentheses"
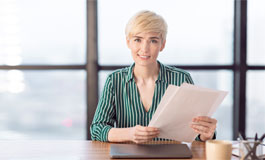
top-left (110, 143), bottom-right (192, 159)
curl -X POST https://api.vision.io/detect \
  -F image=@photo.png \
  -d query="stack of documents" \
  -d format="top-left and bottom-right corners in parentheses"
top-left (148, 83), bottom-right (228, 142)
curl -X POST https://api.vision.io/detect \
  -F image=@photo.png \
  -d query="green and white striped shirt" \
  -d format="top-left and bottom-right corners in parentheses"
top-left (90, 61), bottom-right (197, 142)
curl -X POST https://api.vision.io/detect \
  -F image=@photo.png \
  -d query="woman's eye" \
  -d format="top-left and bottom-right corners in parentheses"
top-left (151, 40), bottom-right (158, 43)
top-left (134, 39), bottom-right (140, 42)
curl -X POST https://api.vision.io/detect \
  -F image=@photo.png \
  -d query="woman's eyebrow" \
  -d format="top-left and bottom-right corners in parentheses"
top-left (150, 37), bottom-right (160, 39)
top-left (132, 36), bottom-right (143, 39)
top-left (132, 36), bottom-right (160, 39)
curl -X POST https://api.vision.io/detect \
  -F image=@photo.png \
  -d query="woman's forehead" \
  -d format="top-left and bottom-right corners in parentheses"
top-left (133, 32), bottom-right (161, 38)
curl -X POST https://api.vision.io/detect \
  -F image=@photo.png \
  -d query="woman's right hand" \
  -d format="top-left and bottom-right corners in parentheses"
top-left (129, 125), bottom-right (160, 144)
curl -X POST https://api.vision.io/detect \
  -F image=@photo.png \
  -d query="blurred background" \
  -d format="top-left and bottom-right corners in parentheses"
top-left (0, 0), bottom-right (264, 140)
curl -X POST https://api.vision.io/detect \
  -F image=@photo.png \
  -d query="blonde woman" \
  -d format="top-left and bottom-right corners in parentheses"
top-left (90, 10), bottom-right (217, 143)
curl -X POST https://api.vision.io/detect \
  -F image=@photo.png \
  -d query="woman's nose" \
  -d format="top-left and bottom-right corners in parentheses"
top-left (140, 41), bottom-right (149, 53)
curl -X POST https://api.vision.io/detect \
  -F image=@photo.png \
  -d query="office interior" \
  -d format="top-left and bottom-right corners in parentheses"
top-left (0, 0), bottom-right (264, 141)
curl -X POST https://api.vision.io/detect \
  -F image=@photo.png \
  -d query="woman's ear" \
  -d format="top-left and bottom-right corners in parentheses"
top-left (126, 37), bottom-right (131, 49)
top-left (160, 40), bottom-right (166, 52)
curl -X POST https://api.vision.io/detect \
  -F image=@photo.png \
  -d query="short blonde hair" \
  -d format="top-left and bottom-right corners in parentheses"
top-left (125, 10), bottom-right (168, 42)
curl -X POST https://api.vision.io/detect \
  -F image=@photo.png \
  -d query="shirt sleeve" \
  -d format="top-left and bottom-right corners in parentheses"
top-left (185, 73), bottom-right (194, 85)
top-left (90, 75), bottom-right (116, 142)
top-left (195, 132), bottom-right (217, 141)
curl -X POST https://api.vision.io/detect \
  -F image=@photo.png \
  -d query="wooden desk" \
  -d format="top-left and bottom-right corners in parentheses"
top-left (0, 140), bottom-right (237, 160)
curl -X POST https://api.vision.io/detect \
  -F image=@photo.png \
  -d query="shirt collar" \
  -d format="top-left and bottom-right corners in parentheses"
top-left (156, 61), bottom-right (167, 83)
top-left (126, 61), bottom-right (167, 83)
top-left (126, 63), bottom-right (135, 83)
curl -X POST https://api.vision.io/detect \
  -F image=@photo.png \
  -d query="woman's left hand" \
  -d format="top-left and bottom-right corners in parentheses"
top-left (190, 116), bottom-right (217, 141)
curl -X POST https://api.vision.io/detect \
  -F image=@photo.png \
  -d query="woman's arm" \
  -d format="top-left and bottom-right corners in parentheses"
top-left (108, 125), bottom-right (159, 143)
top-left (90, 76), bottom-right (116, 142)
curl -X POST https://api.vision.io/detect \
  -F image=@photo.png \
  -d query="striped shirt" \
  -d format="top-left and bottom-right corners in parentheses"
top-left (90, 61), bottom-right (201, 142)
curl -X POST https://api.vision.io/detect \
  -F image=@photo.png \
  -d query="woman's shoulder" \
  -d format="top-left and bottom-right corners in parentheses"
top-left (106, 66), bottom-right (131, 79)
top-left (163, 64), bottom-right (191, 76)
top-left (160, 63), bottom-right (194, 84)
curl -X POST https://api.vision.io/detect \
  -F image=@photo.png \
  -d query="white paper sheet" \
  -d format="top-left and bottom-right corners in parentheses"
top-left (148, 83), bottom-right (228, 142)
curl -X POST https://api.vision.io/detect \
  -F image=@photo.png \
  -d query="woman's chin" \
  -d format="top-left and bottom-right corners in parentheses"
top-left (135, 60), bottom-right (157, 67)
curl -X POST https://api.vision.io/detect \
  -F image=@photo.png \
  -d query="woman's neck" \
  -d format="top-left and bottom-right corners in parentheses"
top-left (133, 62), bottom-right (160, 83)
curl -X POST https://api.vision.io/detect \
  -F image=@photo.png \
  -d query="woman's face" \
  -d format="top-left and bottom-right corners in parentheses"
top-left (127, 32), bottom-right (166, 67)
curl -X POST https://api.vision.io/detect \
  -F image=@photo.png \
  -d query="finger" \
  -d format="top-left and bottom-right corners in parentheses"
top-left (192, 128), bottom-right (203, 135)
top-left (191, 121), bottom-right (216, 130)
top-left (190, 124), bottom-right (215, 136)
top-left (192, 127), bottom-right (211, 136)
top-left (197, 124), bottom-right (215, 134)
top-left (135, 127), bottom-right (159, 136)
top-left (193, 116), bottom-right (211, 122)
top-left (133, 134), bottom-right (158, 141)
top-left (192, 128), bottom-right (211, 138)
top-left (135, 130), bottom-right (160, 137)
top-left (192, 128), bottom-right (215, 141)
top-left (134, 135), bottom-right (157, 139)
top-left (136, 126), bottom-right (159, 132)
top-left (190, 124), bottom-right (211, 134)
top-left (134, 139), bottom-right (151, 144)
top-left (193, 116), bottom-right (217, 124)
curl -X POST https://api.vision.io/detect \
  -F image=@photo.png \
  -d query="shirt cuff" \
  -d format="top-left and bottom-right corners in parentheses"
top-left (195, 131), bottom-right (217, 142)
top-left (101, 125), bottom-right (112, 142)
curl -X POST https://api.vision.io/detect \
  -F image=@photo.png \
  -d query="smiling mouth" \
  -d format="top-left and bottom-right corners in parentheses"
top-left (138, 54), bottom-right (150, 59)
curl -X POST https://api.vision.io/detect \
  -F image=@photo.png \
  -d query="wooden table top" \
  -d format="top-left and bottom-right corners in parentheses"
top-left (0, 140), bottom-right (238, 160)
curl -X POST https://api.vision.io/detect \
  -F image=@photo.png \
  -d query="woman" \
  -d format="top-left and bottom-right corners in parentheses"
top-left (90, 10), bottom-right (217, 143)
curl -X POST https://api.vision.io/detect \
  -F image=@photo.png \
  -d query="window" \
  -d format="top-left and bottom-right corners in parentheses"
top-left (0, 0), bottom-right (87, 140)
top-left (0, 70), bottom-right (86, 139)
top-left (248, 0), bottom-right (265, 65)
top-left (98, 0), bottom-right (233, 65)
top-left (0, 0), bottom-right (86, 65)
top-left (246, 0), bottom-right (265, 137)
top-left (246, 71), bottom-right (265, 137)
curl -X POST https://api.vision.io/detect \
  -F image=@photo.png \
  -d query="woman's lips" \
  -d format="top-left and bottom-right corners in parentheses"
top-left (138, 54), bottom-right (150, 60)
